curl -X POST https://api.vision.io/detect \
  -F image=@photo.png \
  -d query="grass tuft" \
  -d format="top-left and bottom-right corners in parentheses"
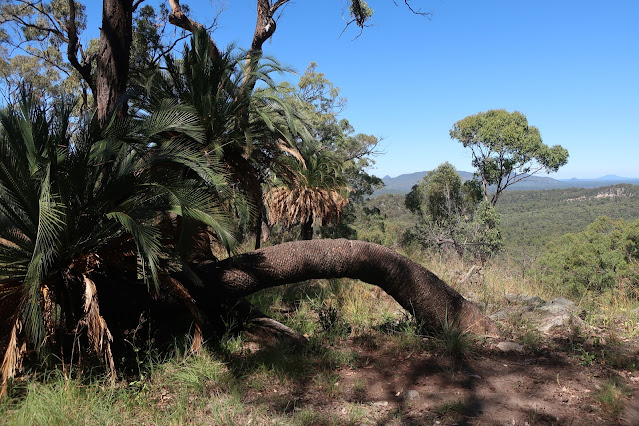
top-left (596, 377), bottom-right (631, 417)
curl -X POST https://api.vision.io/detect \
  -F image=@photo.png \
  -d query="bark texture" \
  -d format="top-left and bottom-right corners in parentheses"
top-left (198, 239), bottom-right (499, 335)
top-left (96, 0), bottom-right (133, 122)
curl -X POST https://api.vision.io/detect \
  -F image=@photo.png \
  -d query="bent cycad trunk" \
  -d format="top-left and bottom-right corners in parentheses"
top-left (197, 239), bottom-right (498, 335)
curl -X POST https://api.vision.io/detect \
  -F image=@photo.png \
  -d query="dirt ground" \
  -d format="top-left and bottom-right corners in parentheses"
top-left (244, 336), bottom-right (639, 425)
top-left (341, 342), bottom-right (638, 425)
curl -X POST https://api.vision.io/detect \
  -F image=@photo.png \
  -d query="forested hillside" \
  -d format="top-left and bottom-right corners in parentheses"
top-left (375, 171), bottom-right (639, 196)
top-left (497, 184), bottom-right (639, 249)
top-left (359, 184), bottom-right (639, 251)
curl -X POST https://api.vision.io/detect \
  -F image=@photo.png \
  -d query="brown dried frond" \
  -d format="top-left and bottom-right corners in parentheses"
top-left (276, 139), bottom-right (306, 169)
top-left (0, 237), bottom-right (19, 249)
top-left (265, 186), bottom-right (349, 227)
top-left (41, 285), bottom-right (58, 345)
top-left (80, 275), bottom-right (116, 383)
top-left (191, 324), bottom-right (203, 355)
top-left (0, 319), bottom-right (26, 398)
top-left (161, 276), bottom-right (205, 354)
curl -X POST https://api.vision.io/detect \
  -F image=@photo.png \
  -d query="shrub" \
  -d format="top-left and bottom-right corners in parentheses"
top-left (537, 216), bottom-right (639, 296)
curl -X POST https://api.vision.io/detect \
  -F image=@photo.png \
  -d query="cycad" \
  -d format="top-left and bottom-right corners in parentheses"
top-left (133, 28), bottom-right (309, 247)
top-left (0, 93), bottom-right (234, 396)
top-left (266, 149), bottom-right (350, 240)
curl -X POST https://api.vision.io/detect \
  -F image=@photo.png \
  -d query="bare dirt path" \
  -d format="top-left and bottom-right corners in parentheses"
top-left (249, 337), bottom-right (639, 425)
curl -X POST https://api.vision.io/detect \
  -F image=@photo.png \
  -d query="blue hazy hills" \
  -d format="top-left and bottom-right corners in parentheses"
top-left (374, 172), bottom-right (639, 196)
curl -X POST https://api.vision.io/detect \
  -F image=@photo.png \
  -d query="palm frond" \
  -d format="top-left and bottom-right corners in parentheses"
top-left (106, 211), bottom-right (162, 291)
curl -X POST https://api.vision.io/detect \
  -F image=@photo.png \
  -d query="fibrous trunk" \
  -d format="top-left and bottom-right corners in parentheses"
top-left (196, 239), bottom-right (498, 335)
top-left (300, 219), bottom-right (313, 240)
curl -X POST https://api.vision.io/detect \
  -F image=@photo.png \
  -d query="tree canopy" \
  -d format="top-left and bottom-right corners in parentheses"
top-left (450, 109), bottom-right (569, 206)
top-left (404, 162), bottom-right (501, 261)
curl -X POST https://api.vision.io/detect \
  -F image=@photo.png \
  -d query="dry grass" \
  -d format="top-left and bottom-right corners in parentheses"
top-left (2, 247), bottom-right (638, 424)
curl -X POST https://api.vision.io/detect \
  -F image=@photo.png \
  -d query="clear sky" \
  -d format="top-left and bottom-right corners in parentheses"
top-left (83, 1), bottom-right (639, 179)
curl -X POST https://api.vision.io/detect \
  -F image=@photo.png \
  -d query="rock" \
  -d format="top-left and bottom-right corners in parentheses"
top-left (372, 401), bottom-right (389, 407)
top-left (404, 390), bottom-right (420, 401)
top-left (504, 294), bottom-right (546, 308)
top-left (537, 314), bottom-right (573, 333)
top-left (496, 341), bottom-right (525, 353)
top-left (537, 298), bottom-right (579, 315)
top-left (489, 308), bottom-right (510, 321)
top-left (535, 298), bottom-right (587, 333)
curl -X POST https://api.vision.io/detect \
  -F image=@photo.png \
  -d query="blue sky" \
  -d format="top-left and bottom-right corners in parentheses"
top-left (85, 1), bottom-right (638, 179)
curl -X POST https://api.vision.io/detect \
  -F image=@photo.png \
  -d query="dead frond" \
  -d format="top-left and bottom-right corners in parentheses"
top-left (161, 276), bottom-right (205, 354)
top-left (0, 319), bottom-right (26, 398)
top-left (276, 139), bottom-right (306, 168)
top-left (265, 186), bottom-right (349, 227)
top-left (80, 275), bottom-right (116, 383)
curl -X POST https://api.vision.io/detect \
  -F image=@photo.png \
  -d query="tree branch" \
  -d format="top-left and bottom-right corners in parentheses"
top-left (132, 0), bottom-right (145, 12)
top-left (166, 0), bottom-right (221, 60)
top-left (66, 0), bottom-right (95, 95)
top-left (392, 0), bottom-right (433, 19)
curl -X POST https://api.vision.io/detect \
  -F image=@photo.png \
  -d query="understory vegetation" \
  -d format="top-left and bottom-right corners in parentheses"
top-left (1, 245), bottom-right (637, 424)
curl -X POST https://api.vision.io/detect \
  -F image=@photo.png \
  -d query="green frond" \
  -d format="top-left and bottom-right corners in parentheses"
top-left (138, 100), bottom-right (206, 144)
top-left (106, 211), bottom-right (162, 291)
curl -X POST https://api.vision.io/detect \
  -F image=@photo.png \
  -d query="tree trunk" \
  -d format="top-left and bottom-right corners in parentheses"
top-left (96, 0), bottom-right (134, 122)
top-left (254, 208), bottom-right (263, 249)
top-left (196, 239), bottom-right (499, 335)
top-left (300, 219), bottom-right (314, 240)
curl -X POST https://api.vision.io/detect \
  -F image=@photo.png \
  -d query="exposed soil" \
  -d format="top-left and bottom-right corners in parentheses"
top-left (242, 336), bottom-right (639, 425)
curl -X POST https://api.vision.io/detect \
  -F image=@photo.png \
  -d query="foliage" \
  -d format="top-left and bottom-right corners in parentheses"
top-left (497, 184), bottom-right (639, 250)
top-left (403, 162), bottom-right (502, 262)
top-left (362, 184), bottom-right (639, 254)
top-left (537, 216), bottom-right (639, 296)
top-left (261, 63), bottom-right (382, 241)
top-left (0, 0), bottom-right (90, 102)
top-left (132, 27), bottom-right (313, 246)
top-left (0, 91), bottom-right (234, 391)
top-left (450, 109), bottom-right (568, 206)
top-left (293, 63), bottom-right (381, 201)
top-left (266, 148), bottom-right (349, 240)
top-left (405, 162), bottom-right (481, 226)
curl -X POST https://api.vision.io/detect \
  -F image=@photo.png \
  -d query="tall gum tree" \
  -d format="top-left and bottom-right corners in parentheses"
top-left (95, 0), bottom-right (133, 120)
top-left (450, 109), bottom-right (569, 206)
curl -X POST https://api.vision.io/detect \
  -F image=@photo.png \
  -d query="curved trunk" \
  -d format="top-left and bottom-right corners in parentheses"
top-left (197, 239), bottom-right (498, 335)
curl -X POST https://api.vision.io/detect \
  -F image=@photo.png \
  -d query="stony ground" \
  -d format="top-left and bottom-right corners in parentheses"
top-left (239, 335), bottom-right (639, 425)
top-left (237, 294), bottom-right (639, 425)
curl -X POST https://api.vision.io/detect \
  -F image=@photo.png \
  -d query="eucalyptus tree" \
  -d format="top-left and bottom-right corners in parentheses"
top-left (450, 109), bottom-right (569, 206)
top-left (404, 162), bottom-right (501, 262)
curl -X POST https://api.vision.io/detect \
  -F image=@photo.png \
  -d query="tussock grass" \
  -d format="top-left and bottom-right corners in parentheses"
top-left (596, 377), bottom-right (631, 417)
top-left (1, 373), bottom-right (131, 425)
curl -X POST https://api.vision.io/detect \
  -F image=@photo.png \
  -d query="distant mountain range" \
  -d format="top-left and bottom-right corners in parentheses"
top-left (373, 172), bottom-right (639, 196)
